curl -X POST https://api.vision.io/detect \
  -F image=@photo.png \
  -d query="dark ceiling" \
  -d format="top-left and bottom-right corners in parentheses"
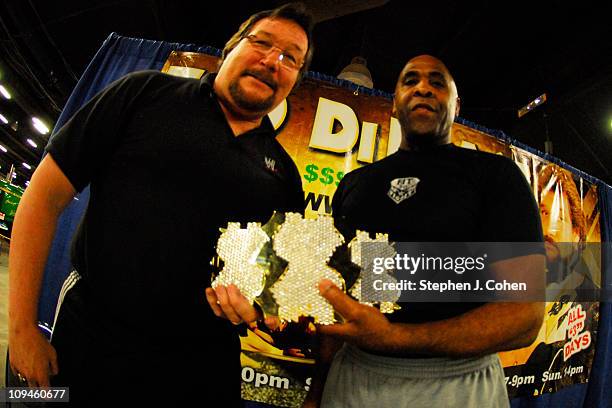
top-left (0, 0), bottom-right (610, 187)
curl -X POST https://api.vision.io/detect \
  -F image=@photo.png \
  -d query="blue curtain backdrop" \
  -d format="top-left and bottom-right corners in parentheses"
top-left (38, 33), bottom-right (611, 408)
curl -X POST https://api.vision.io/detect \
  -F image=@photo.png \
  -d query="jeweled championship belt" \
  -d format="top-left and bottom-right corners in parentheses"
top-left (211, 212), bottom-right (400, 324)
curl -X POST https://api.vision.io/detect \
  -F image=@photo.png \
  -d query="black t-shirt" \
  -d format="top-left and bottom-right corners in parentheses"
top-left (46, 71), bottom-right (304, 345)
top-left (332, 143), bottom-right (544, 323)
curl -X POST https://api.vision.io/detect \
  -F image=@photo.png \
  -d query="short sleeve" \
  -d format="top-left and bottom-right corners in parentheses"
top-left (332, 174), bottom-right (355, 238)
top-left (480, 157), bottom-right (544, 246)
top-left (45, 71), bottom-right (157, 192)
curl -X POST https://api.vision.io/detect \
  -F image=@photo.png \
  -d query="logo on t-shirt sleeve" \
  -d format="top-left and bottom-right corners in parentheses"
top-left (387, 177), bottom-right (420, 204)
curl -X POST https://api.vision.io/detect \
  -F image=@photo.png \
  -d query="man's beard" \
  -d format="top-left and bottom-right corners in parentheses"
top-left (228, 74), bottom-right (276, 113)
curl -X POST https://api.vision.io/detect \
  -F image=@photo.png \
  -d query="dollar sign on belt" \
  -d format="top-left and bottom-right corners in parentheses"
top-left (270, 213), bottom-right (345, 324)
top-left (349, 231), bottom-right (400, 313)
top-left (212, 222), bottom-right (269, 303)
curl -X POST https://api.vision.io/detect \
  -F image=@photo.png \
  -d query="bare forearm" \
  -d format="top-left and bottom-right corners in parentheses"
top-left (318, 256), bottom-right (545, 359)
top-left (9, 197), bottom-right (63, 330)
top-left (380, 302), bottom-right (543, 357)
top-left (8, 154), bottom-right (76, 332)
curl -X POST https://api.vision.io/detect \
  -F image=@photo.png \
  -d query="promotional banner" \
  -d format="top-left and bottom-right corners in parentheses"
top-left (498, 157), bottom-right (601, 397)
top-left (162, 51), bottom-right (601, 406)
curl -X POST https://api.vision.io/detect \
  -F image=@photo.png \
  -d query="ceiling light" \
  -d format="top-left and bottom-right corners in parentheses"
top-left (518, 93), bottom-right (547, 118)
top-left (27, 139), bottom-right (38, 148)
top-left (32, 117), bottom-right (50, 134)
top-left (0, 85), bottom-right (11, 99)
top-left (0, 145), bottom-right (6, 152)
top-left (337, 56), bottom-right (374, 89)
top-left (0, 113), bottom-right (8, 124)
top-left (22, 163), bottom-right (31, 170)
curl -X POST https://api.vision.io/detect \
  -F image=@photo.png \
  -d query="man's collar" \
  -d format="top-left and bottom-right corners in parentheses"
top-left (398, 142), bottom-right (455, 153)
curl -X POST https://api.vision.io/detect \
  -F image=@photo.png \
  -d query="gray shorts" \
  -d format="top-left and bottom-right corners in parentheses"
top-left (321, 344), bottom-right (509, 408)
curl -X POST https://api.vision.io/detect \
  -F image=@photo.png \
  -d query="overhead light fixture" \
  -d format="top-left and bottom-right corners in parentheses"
top-left (32, 117), bottom-right (50, 134)
top-left (27, 139), bottom-right (38, 148)
top-left (518, 93), bottom-right (552, 153)
top-left (518, 93), bottom-right (547, 118)
top-left (337, 56), bottom-right (374, 89)
top-left (22, 163), bottom-right (31, 170)
top-left (0, 144), bottom-right (6, 152)
top-left (0, 85), bottom-right (11, 99)
top-left (0, 113), bottom-right (8, 124)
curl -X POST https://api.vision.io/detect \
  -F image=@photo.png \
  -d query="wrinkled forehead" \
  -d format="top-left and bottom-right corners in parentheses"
top-left (399, 56), bottom-right (457, 90)
top-left (403, 55), bottom-right (450, 75)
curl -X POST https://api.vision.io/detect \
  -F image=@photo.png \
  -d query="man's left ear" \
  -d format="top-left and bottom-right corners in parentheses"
top-left (455, 97), bottom-right (461, 119)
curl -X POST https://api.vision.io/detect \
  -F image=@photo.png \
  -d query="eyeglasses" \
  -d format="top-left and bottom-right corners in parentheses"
top-left (243, 34), bottom-right (304, 71)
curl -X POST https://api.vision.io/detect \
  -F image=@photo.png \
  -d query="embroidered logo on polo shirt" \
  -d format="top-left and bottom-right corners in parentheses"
top-left (264, 156), bottom-right (277, 173)
top-left (388, 177), bottom-right (420, 204)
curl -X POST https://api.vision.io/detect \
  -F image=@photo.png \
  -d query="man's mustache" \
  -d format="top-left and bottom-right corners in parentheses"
top-left (242, 69), bottom-right (278, 91)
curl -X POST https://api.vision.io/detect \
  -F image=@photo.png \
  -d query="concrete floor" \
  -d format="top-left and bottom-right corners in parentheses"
top-left (0, 239), bottom-right (9, 387)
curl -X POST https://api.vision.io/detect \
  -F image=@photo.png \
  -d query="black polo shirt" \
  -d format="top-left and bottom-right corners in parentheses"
top-left (46, 71), bottom-right (304, 344)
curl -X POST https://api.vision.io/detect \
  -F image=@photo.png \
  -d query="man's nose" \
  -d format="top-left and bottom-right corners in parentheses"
top-left (413, 86), bottom-right (433, 97)
top-left (260, 49), bottom-right (282, 70)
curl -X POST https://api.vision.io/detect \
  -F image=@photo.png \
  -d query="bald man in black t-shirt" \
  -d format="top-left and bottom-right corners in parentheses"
top-left (304, 55), bottom-right (545, 408)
